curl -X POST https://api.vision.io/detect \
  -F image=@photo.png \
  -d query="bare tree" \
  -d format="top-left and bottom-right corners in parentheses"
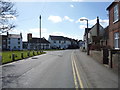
top-left (0, 0), bottom-right (17, 34)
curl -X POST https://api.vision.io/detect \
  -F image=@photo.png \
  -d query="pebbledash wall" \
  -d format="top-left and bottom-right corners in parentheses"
top-left (90, 50), bottom-right (119, 72)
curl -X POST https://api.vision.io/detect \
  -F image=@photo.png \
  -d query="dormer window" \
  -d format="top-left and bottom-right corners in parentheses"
top-left (114, 4), bottom-right (119, 22)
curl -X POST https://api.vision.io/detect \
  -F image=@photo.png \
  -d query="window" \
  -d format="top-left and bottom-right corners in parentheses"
top-left (18, 46), bottom-right (20, 48)
top-left (8, 41), bottom-right (10, 44)
top-left (54, 41), bottom-right (56, 43)
top-left (114, 4), bottom-right (119, 22)
top-left (18, 42), bottom-right (20, 44)
top-left (59, 41), bottom-right (61, 43)
top-left (18, 38), bottom-right (20, 40)
top-left (8, 46), bottom-right (10, 49)
top-left (3, 40), bottom-right (6, 42)
top-left (114, 32), bottom-right (119, 49)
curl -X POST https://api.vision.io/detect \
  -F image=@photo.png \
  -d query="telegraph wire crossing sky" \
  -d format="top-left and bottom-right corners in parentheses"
top-left (7, 1), bottom-right (112, 41)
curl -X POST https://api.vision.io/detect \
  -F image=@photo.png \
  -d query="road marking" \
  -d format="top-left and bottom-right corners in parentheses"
top-left (71, 51), bottom-right (84, 89)
top-left (71, 54), bottom-right (79, 89)
top-left (73, 58), bottom-right (84, 89)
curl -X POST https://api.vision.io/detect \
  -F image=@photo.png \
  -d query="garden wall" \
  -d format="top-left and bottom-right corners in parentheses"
top-left (90, 50), bottom-right (119, 73)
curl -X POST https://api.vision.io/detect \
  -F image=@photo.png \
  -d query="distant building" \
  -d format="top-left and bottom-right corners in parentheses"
top-left (2, 35), bottom-right (8, 50)
top-left (78, 40), bottom-right (84, 48)
top-left (22, 41), bottom-right (28, 50)
top-left (1, 32), bottom-right (23, 51)
top-left (48, 35), bottom-right (79, 49)
top-left (7, 32), bottom-right (23, 50)
top-left (83, 28), bottom-right (91, 51)
top-left (27, 33), bottom-right (50, 50)
top-left (106, 0), bottom-right (120, 49)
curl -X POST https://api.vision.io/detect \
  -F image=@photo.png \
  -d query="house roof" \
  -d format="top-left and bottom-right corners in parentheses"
top-left (29, 37), bottom-right (50, 43)
top-left (106, 0), bottom-right (120, 10)
top-left (1, 35), bottom-right (7, 38)
top-left (8, 34), bottom-right (21, 38)
top-left (49, 35), bottom-right (78, 42)
top-left (49, 35), bottom-right (65, 40)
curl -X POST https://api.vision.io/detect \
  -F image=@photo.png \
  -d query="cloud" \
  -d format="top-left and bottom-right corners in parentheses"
top-left (48, 15), bottom-right (74, 23)
top-left (72, 0), bottom-right (84, 2)
top-left (77, 17), bottom-right (109, 29)
top-left (48, 16), bottom-right (62, 23)
top-left (70, 4), bottom-right (74, 8)
top-left (79, 25), bottom-right (87, 29)
top-left (63, 16), bottom-right (74, 22)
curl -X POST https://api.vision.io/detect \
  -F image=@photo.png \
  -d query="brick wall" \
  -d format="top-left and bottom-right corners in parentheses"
top-left (107, 2), bottom-right (120, 49)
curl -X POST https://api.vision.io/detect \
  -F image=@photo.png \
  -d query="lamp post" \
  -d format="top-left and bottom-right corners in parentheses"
top-left (80, 19), bottom-right (89, 55)
top-left (39, 15), bottom-right (41, 53)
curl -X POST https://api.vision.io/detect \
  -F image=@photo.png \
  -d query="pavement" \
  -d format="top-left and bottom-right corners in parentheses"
top-left (1, 49), bottom-right (118, 89)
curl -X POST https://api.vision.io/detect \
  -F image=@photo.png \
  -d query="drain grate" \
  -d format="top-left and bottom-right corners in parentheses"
top-left (31, 57), bottom-right (38, 59)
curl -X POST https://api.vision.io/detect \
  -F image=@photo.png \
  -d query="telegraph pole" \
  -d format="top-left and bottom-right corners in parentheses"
top-left (39, 15), bottom-right (41, 53)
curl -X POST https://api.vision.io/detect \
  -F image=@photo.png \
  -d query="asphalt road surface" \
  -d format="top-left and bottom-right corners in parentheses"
top-left (1, 50), bottom-right (118, 88)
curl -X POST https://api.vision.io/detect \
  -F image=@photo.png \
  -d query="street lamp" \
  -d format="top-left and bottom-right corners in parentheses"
top-left (80, 18), bottom-right (89, 55)
top-left (39, 15), bottom-right (41, 53)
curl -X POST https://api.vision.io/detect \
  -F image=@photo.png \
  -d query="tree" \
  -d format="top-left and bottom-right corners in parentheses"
top-left (0, 0), bottom-right (17, 34)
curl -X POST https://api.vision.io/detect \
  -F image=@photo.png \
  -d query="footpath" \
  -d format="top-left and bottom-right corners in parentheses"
top-left (74, 50), bottom-right (118, 88)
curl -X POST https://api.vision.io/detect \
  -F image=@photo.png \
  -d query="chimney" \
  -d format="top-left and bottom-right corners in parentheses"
top-left (7, 32), bottom-right (9, 37)
top-left (27, 33), bottom-right (32, 42)
top-left (20, 32), bottom-right (22, 39)
top-left (97, 16), bottom-right (99, 37)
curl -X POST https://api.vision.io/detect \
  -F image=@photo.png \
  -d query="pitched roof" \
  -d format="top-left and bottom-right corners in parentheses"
top-left (49, 35), bottom-right (65, 40)
top-left (1, 35), bottom-right (7, 38)
top-left (29, 37), bottom-right (50, 43)
top-left (8, 34), bottom-right (21, 38)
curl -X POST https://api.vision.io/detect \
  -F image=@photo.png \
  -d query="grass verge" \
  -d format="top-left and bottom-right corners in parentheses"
top-left (2, 51), bottom-right (46, 64)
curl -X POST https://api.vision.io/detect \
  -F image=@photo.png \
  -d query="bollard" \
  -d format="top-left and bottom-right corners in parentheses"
top-left (12, 53), bottom-right (15, 61)
top-left (37, 51), bottom-right (39, 55)
top-left (33, 51), bottom-right (35, 56)
top-left (21, 53), bottom-right (24, 59)
top-left (27, 52), bottom-right (30, 57)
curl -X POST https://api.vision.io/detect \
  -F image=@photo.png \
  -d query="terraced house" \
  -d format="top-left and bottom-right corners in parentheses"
top-left (1, 32), bottom-right (23, 51)
top-left (48, 35), bottom-right (79, 49)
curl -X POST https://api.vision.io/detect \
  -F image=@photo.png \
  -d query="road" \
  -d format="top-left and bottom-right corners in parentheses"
top-left (1, 50), bottom-right (118, 88)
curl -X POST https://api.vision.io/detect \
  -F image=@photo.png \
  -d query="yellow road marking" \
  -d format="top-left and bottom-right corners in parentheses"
top-left (71, 53), bottom-right (79, 89)
top-left (73, 59), bottom-right (84, 89)
top-left (71, 51), bottom-right (84, 89)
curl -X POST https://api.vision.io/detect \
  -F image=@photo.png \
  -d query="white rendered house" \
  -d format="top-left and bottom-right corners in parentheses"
top-left (7, 33), bottom-right (23, 50)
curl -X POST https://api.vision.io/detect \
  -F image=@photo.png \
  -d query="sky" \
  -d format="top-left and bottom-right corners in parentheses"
top-left (7, 0), bottom-right (113, 41)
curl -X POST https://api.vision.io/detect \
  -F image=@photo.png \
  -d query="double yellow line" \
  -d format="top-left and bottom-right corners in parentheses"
top-left (71, 52), bottom-right (84, 89)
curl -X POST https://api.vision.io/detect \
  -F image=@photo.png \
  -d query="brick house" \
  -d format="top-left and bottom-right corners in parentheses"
top-left (107, 0), bottom-right (120, 49)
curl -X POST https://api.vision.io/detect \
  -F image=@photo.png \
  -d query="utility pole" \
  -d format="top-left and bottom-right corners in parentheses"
top-left (39, 15), bottom-right (41, 53)
top-left (86, 19), bottom-right (89, 55)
